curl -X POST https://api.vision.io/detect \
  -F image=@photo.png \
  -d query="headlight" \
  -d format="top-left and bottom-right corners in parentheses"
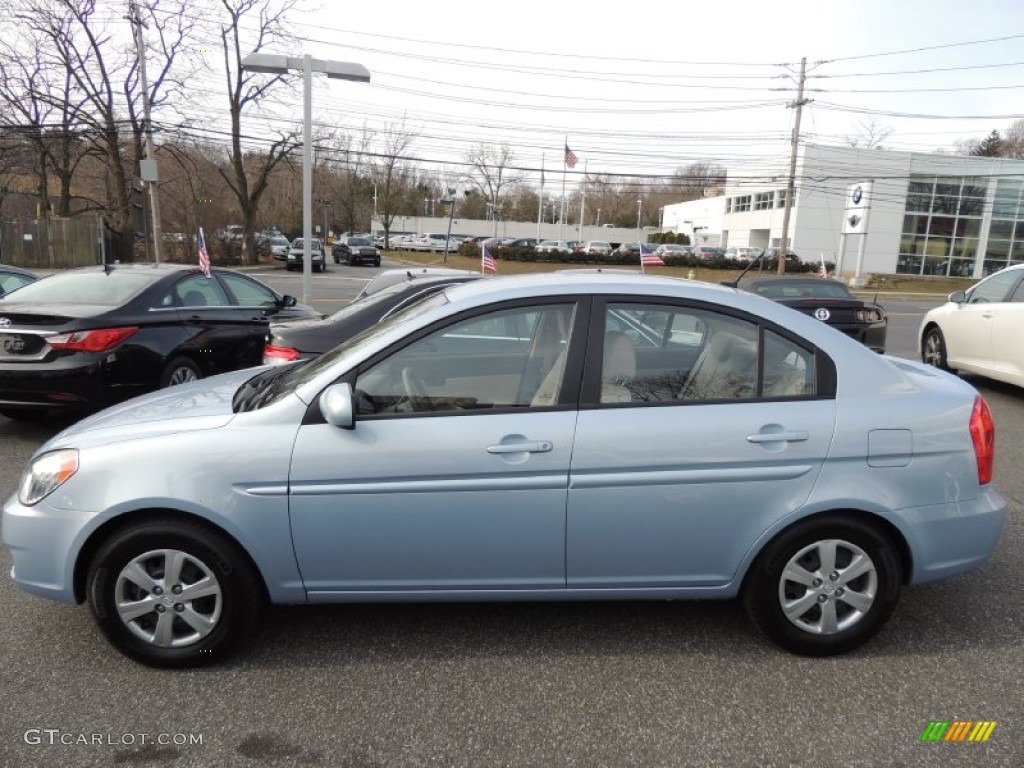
top-left (18, 449), bottom-right (79, 506)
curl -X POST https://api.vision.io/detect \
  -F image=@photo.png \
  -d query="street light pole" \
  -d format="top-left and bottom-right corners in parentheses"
top-left (241, 53), bottom-right (369, 305)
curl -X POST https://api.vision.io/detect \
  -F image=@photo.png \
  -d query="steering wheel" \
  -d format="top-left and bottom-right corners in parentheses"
top-left (401, 367), bottom-right (430, 412)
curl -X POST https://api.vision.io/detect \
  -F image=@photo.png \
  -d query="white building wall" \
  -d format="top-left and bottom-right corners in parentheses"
top-left (794, 145), bottom-right (910, 276)
top-left (662, 197), bottom-right (726, 245)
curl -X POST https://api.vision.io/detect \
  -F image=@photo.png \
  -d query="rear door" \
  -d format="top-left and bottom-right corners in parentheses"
top-left (567, 298), bottom-right (837, 589)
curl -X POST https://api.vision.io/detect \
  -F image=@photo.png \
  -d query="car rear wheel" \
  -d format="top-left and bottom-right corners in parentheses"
top-left (742, 515), bottom-right (902, 656)
top-left (87, 518), bottom-right (263, 667)
top-left (160, 356), bottom-right (201, 388)
top-left (922, 327), bottom-right (950, 371)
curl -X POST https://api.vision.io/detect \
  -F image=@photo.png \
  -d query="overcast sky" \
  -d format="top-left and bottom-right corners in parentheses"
top-left (179, 0), bottom-right (1024, 185)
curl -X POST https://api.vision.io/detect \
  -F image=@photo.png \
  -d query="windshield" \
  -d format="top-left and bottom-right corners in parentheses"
top-left (241, 290), bottom-right (451, 409)
top-left (348, 238), bottom-right (372, 246)
top-left (0, 269), bottom-right (156, 305)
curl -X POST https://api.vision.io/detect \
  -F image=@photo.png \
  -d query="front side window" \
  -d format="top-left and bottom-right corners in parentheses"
top-left (967, 270), bottom-right (1022, 304)
top-left (596, 303), bottom-right (817, 404)
top-left (355, 303), bottom-right (576, 415)
top-left (220, 272), bottom-right (278, 307)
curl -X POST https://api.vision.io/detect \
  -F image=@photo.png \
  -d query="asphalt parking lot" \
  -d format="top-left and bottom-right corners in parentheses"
top-left (0, 265), bottom-right (1020, 767)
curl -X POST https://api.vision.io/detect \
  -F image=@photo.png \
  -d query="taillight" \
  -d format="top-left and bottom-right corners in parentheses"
top-left (47, 326), bottom-right (138, 352)
top-left (263, 344), bottom-right (300, 365)
top-left (969, 396), bottom-right (995, 485)
top-left (855, 307), bottom-right (885, 323)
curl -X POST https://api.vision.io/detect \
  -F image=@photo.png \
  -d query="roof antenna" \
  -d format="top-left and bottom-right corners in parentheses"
top-left (721, 250), bottom-right (766, 288)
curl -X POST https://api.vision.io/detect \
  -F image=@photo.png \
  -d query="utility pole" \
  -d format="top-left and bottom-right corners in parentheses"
top-left (777, 56), bottom-right (811, 274)
top-left (128, 0), bottom-right (163, 263)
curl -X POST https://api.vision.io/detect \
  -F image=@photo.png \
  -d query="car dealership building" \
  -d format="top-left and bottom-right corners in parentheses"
top-left (662, 144), bottom-right (1024, 279)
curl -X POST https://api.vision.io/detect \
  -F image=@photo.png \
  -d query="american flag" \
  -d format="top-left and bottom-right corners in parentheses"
top-left (564, 143), bottom-right (577, 169)
top-left (818, 260), bottom-right (828, 278)
top-left (640, 242), bottom-right (665, 266)
top-left (197, 227), bottom-right (211, 277)
top-left (481, 242), bottom-right (498, 274)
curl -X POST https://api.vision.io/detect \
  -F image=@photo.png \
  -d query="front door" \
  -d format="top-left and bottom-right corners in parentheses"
top-left (289, 301), bottom-right (582, 595)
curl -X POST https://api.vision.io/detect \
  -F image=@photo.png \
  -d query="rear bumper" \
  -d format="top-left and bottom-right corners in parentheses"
top-left (0, 355), bottom-right (147, 412)
top-left (898, 485), bottom-right (1009, 585)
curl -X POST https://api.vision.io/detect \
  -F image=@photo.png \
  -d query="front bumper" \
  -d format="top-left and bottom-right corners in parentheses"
top-left (3, 494), bottom-right (91, 604)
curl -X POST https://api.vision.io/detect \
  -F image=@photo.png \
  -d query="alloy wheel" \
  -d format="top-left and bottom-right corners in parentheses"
top-left (777, 538), bottom-right (878, 635)
top-left (114, 548), bottom-right (223, 648)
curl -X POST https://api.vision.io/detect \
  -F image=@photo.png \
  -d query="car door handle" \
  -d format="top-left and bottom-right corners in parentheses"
top-left (487, 441), bottom-right (553, 454)
top-left (747, 430), bottom-right (809, 444)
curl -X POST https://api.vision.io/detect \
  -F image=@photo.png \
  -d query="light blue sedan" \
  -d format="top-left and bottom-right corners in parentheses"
top-left (3, 274), bottom-right (1007, 667)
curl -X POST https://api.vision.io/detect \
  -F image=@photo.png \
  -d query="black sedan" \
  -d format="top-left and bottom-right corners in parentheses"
top-left (264, 273), bottom-right (482, 364)
top-left (333, 236), bottom-right (380, 266)
top-left (0, 265), bottom-right (38, 297)
top-left (0, 264), bottom-right (318, 419)
top-left (736, 275), bottom-right (886, 352)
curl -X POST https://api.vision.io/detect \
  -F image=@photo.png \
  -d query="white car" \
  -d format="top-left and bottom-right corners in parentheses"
top-left (919, 263), bottom-right (1024, 387)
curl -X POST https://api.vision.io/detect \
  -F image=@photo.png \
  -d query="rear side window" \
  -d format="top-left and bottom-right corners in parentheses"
top-left (595, 302), bottom-right (818, 404)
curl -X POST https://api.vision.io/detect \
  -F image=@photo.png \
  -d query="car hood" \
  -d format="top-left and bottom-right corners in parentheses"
top-left (39, 368), bottom-right (257, 452)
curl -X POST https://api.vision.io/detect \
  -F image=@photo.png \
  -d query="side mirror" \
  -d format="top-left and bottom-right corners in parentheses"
top-left (948, 290), bottom-right (967, 304)
top-left (319, 382), bottom-right (355, 429)
top-left (281, 294), bottom-right (298, 308)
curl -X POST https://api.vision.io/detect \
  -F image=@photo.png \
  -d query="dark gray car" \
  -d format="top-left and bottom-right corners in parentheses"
top-left (333, 236), bottom-right (380, 266)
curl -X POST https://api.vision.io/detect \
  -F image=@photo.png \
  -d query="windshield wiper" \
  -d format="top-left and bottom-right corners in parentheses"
top-left (232, 362), bottom-right (305, 412)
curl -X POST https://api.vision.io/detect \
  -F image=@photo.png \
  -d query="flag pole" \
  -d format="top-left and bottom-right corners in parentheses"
top-left (578, 160), bottom-right (587, 243)
top-left (537, 154), bottom-right (544, 242)
top-left (561, 137), bottom-right (568, 242)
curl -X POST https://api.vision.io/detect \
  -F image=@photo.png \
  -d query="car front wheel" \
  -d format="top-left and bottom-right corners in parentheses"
top-left (742, 516), bottom-right (902, 656)
top-left (86, 518), bottom-right (263, 667)
top-left (922, 327), bottom-right (950, 371)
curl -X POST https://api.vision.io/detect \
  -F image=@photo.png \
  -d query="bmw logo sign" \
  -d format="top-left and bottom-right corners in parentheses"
top-left (851, 185), bottom-right (863, 205)
top-left (814, 308), bottom-right (831, 321)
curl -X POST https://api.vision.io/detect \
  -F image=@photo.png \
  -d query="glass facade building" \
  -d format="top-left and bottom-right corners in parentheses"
top-left (899, 173), bottom-right (1024, 277)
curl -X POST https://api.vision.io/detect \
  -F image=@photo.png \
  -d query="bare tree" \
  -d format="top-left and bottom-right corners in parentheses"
top-left (844, 116), bottom-right (893, 150)
top-left (321, 126), bottom-right (372, 236)
top-left (465, 142), bottom-right (523, 223)
top-left (5, 0), bottom-right (196, 262)
top-left (215, 0), bottom-right (300, 264)
top-left (369, 120), bottom-right (417, 247)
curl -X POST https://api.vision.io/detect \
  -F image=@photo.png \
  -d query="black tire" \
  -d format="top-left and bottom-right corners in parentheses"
top-left (86, 518), bottom-right (264, 668)
top-left (346, 255), bottom-right (355, 267)
top-left (374, 257), bottom-right (381, 267)
top-left (160, 356), bottom-right (202, 388)
top-left (922, 326), bottom-right (950, 371)
top-left (742, 515), bottom-right (902, 657)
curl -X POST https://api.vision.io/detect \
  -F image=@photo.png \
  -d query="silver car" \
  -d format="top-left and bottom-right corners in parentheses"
top-left (3, 274), bottom-right (1007, 667)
